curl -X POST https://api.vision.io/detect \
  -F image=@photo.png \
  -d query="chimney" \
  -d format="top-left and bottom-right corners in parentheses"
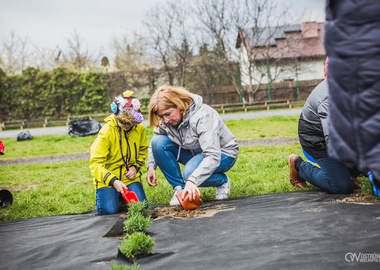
top-left (302, 22), bottom-right (318, 38)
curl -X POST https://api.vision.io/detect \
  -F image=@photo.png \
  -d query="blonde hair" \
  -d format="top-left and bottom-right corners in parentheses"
top-left (148, 86), bottom-right (193, 127)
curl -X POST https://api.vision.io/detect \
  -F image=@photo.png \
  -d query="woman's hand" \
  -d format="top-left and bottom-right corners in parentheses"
top-left (182, 180), bottom-right (200, 202)
top-left (125, 166), bottom-right (137, 180)
top-left (113, 179), bottom-right (127, 193)
top-left (146, 167), bottom-right (158, 187)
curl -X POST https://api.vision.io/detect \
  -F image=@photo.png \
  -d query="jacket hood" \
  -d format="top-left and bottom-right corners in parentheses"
top-left (182, 94), bottom-right (203, 124)
top-left (105, 115), bottom-right (118, 128)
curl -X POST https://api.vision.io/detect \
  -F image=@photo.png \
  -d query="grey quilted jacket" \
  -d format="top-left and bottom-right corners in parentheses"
top-left (298, 80), bottom-right (329, 159)
top-left (325, 0), bottom-right (380, 174)
top-left (147, 94), bottom-right (239, 186)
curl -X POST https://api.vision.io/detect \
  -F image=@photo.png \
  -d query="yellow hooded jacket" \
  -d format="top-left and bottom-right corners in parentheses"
top-left (89, 115), bottom-right (148, 189)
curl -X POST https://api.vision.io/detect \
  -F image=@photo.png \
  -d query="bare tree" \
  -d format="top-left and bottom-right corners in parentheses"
top-left (31, 46), bottom-right (62, 71)
top-left (112, 34), bottom-right (149, 71)
top-left (0, 31), bottom-right (31, 74)
top-left (192, 0), bottom-right (246, 102)
top-left (169, 1), bottom-right (194, 86)
top-left (192, 0), bottom-right (233, 61)
top-left (61, 30), bottom-right (95, 71)
top-left (142, 0), bottom-right (194, 86)
top-left (143, 4), bottom-right (176, 85)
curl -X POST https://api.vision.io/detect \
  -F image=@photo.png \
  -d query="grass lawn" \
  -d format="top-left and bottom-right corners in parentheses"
top-left (1, 116), bottom-right (299, 159)
top-left (0, 115), bottom-right (374, 222)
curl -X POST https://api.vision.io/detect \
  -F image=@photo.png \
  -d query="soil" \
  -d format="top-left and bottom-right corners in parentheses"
top-left (0, 137), bottom-right (298, 166)
top-left (148, 203), bottom-right (236, 220)
top-left (0, 152), bottom-right (90, 166)
top-left (102, 203), bottom-right (236, 239)
top-left (335, 193), bottom-right (380, 204)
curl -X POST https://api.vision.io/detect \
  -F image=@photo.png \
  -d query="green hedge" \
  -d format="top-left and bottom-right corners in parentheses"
top-left (0, 62), bottom-right (237, 121)
top-left (0, 67), bottom-right (112, 121)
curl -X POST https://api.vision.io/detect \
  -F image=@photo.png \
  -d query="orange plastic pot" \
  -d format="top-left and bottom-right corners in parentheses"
top-left (176, 191), bottom-right (203, 210)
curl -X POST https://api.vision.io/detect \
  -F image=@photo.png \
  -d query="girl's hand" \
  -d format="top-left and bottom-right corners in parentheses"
top-left (182, 180), bottom-right (200, 202)
top-left (125, 166), bottom-right (137, 180)
top-left (146, 167), bottom-right (158, 187)
top-left (113, 180), bottom-right (127, 193)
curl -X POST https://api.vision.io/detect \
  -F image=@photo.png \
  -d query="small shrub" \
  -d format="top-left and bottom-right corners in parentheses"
top-left (123, 214), bottom-right (152, 234)
top-left (110, 262), bottom-right (140, 270)
top-left (128, 201), bottom-right (149, 217)
top-left (118, 232), bottom-right (155, 262)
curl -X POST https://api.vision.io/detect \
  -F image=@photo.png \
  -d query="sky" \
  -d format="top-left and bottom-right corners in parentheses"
top-left (0, 0), bottom-right (325, 61)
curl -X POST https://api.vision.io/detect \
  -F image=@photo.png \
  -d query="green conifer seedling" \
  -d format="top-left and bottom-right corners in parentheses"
top-left (127, 201), bottom-right (149, 217)
top-left (110, 262), bottom-right (140, 270)
top-left (118, 232), bottom-right (155, 262)
top-left (123, 214), bottom-right (152, 234)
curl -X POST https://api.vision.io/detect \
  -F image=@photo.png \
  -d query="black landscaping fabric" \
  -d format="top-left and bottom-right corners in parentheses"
top-left (1, 191), bottom-right (380, 270)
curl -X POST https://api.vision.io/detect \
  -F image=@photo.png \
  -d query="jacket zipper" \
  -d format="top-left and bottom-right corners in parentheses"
top-left (134, 143), bottom-right (137, 161)
top-left (176, 125), bottom-right (184, 161)
top-left (125, 130), bottom-right (131, 164)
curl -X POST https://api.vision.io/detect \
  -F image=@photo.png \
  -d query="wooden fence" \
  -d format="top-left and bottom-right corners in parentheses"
top-left (0, 114), bottom-right (112, 131)
top-left (212, 99), bottom-right (304, 114)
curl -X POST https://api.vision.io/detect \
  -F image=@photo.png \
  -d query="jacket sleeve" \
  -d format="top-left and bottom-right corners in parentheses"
top-left (89, 129), bottom-right (118, 187)
top-left (187, 110), bottom-right (221, 186)
top-left (135, 126), bottom-right (148, 171)
top-left (318, 99), bottom-right (329, 144)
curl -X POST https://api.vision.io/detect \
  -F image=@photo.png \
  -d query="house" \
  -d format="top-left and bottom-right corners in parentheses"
top-left (236, 22), bottom-right (326, 86)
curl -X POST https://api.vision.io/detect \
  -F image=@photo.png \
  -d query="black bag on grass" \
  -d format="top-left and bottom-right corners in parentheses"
top-left (17, 130), bottom-right (33, 141)
top-left (68, 118), bottom-right (102, 137)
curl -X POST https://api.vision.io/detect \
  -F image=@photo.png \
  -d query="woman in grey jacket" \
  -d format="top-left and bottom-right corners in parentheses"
top-left (146, 86), bottom-right (239, 205)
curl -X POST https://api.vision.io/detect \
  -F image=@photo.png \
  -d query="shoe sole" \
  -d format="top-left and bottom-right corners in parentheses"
top-left (288, 154), bottom-right (307, 188)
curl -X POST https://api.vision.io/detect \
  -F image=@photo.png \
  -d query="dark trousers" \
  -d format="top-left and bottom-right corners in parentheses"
top-left (299, 156), bottom-right (357, 194)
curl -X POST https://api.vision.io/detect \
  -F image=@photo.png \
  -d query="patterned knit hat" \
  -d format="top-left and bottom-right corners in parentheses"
top-left (110, 90), bottom-right (144, 123)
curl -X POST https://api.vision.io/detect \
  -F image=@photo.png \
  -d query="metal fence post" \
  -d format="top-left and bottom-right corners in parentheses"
top-left (266, 57), bottom-right (271, 101)
top-left (295, 56), bottom-right (300, 100)
top-left (236, 62), bottom-right (243, 103)
top-left (209, 63), bottom-right (214, 104)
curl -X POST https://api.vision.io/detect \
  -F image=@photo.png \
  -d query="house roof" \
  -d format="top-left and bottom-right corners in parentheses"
top-left (246, 24), bottom-right (302, 47)
top-left (236, 22), bottom-right (325, 59)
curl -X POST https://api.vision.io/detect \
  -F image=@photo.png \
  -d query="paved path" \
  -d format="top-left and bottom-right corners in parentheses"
top-left (0, 108), bottom-right (302, 139)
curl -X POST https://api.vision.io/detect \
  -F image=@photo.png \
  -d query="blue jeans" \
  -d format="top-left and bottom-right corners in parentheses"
top-left (151, 135), bottom-right (236, 189)
top-left (299, 156), bottom-right (355, 194)
top-left (96, 181), bottom-right (147, 215)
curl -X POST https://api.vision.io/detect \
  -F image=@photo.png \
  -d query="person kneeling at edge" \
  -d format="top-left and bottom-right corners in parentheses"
top-left (89, 90), bottom-right (148, 215)
top-left (289, 79), bottom-right (362, 194)
top-left (146, 86), bottom-right (239, 205)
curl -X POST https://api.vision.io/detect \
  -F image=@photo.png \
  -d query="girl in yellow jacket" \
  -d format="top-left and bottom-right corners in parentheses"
top-left (90, 91), bottom-right (148, 215)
